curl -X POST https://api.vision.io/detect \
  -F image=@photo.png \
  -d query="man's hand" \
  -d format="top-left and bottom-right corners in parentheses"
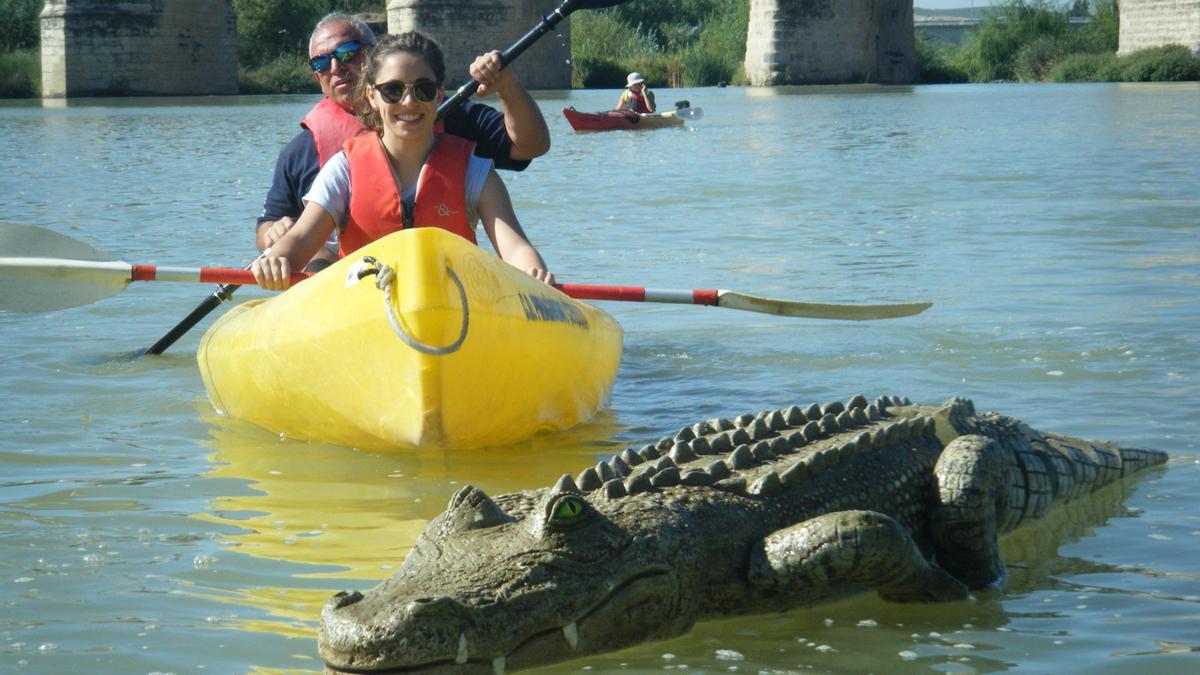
top-left (258, 216), bottom-right (297, 250)
top-left (469, 50), bottom-right (517, 99)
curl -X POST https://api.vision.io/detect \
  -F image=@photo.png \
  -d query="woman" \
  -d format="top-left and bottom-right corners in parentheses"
top-left (615, 72), bottom-right (656, 114)
top-left (252, 31), bottom-right (553, 291)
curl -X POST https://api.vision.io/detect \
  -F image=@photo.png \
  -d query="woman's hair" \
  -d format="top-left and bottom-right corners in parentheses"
top-left (355, 31), bottom-right (447, 134)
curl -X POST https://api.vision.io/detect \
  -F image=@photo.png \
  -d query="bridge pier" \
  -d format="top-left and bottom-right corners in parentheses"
top-left (1118, 0), bottom-right (1200, 56)
top-left (743, 0), bottom-right (916, 86)
top-left (39, 0), bottom-right (236, 98)
top-left (387, 0), bottom-right (570, 89)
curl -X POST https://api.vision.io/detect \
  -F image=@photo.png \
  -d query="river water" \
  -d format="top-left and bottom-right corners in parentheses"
top-left (1, 82), bottom-right (1198, 673)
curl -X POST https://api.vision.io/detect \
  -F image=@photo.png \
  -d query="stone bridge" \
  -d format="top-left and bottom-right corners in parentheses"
top-left (39, 0), bottom-right (1200, 97)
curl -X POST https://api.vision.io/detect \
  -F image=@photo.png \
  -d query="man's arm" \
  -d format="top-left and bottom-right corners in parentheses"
top-left (468, 50), bottom-right (550, 162)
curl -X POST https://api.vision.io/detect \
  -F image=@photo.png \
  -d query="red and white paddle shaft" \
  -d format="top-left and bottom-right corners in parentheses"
top-left (128, 264), bottom-right (310, 286)
top-left (2, 254), bottom-right (931, 320)
top-left (554, 283), bottom-right (720, 307)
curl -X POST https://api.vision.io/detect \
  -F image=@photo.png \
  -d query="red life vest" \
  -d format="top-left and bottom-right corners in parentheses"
top-left (300, 97), bottom-right (367, 167)
top-left (338, 133), bottom-right (478, 257)
top-left (628, 89), bottom-right (651, 114)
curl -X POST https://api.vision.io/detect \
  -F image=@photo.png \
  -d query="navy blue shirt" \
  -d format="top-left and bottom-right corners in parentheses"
top-left (257, 100), bottom-right (529, 227)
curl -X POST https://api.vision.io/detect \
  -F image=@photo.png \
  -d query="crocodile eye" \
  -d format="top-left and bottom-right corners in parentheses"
top-left (550, 495), bottom-right (587, 525)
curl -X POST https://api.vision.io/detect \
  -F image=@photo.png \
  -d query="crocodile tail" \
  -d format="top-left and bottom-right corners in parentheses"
top-left (991, 429), bottom-right (1165, 531)
top-left (1118, 446), bottom-right (1170, 477)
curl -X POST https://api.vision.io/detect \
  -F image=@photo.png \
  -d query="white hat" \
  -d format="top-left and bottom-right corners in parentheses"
top-left (626, 72), bottom-right (645, 87)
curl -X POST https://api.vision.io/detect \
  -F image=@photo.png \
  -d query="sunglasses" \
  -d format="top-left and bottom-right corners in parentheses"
top-left (309, 41), bottom-right (363, 73)
top-left (373, 79), bottom-right (440, 104)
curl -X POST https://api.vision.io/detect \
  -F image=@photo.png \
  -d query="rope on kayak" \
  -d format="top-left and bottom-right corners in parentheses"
top-left (356, 256), bottom-right (469, 356)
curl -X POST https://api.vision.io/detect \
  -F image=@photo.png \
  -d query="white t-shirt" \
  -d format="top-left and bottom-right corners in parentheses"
top-left (303, 146), bottom-right (493, 233)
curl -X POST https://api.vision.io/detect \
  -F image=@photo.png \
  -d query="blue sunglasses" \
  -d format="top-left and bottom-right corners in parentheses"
top-left (310, 41), bottom-right (363, 73)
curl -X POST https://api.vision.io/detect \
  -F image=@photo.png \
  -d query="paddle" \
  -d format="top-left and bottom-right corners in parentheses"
top-left (142, 0), bottom-right (635, 355)
top-left (556, 284), bottom-right (930, 321)
top-left (437, 0), bottom-right (632, 116)
top-left (0, 256), bottom-right (930, 320)
top-left (0, 224), bottom-right (931, 320)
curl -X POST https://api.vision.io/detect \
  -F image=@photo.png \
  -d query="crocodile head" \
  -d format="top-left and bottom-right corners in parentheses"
top-left (319, 482), bottom-right (693, 673)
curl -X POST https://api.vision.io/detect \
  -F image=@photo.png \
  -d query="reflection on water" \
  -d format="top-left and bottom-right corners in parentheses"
top-left (191, 407), bottom-right (627, 637)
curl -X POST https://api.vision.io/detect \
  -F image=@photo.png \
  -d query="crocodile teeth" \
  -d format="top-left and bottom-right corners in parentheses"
top-left (563, 622), bottom-right (579, 649)
top-left (456, 632), bottom-right (469, 664)
top-left (492, 655), bottom-right (506, 675)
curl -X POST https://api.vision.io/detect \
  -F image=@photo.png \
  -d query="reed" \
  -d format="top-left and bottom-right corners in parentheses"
top-left (237, 52), bottom-right (320, 95)
top-left (570, 0), bottom-right (748, 88)
top-left (0, 47), bottom-right (37, 98)
top-left (1115, 45), bottom-right (1200, 82)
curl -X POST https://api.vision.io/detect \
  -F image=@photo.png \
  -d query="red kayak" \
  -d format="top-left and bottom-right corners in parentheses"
top-left (562, 106), bottom-right (689, 132)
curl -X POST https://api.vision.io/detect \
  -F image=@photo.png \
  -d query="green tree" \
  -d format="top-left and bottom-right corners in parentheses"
top-left (1069, 0), bottom-right (1118, 54)
top-left (571, 0), bottom-right (748, 87)
top-left (234, 0), bottom-right (327, 68)
top-left (954, 0), bottom-right (1070, 81)
top-left (233, 0), bottom-right (383, 69)
top-left (916, 32), bottom-right (968, 83)
top-left (0, 0), bottom-right (41, 52)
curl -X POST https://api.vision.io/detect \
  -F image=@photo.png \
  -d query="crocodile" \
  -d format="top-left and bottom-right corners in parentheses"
top-left (318, 395), bottom-right (1167, 674)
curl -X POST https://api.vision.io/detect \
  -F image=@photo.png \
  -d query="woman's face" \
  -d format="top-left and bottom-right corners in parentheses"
top-left (367, 52), bottom-right (444, 141)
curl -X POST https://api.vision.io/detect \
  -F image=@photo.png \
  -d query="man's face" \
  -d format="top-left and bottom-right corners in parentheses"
top-left (309, 22), bottom-right (365, 109)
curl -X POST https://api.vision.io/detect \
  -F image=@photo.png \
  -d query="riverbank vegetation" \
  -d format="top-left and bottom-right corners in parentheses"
top-left (235, 0), bottom-right (378, 93)
top-left (570, 0), bottom-right (749, 87)
top-left (919, 0), bottom-right (1199, 83)
top-left (0, 0), bottom-right (39, 97)
top-left (238, 0), bottom-right (751, 91)
top-left (1, 0), bottom-right (1197, 98)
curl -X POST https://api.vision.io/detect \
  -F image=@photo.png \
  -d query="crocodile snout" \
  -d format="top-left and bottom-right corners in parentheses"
top-left (320, 588), bottom-right (477, 672)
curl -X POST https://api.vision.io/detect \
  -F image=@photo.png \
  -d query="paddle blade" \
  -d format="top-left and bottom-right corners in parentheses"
top-left (676, 106), bottom-right (703, 120)
top-left (0, 223), bottom-right (127, 312)
top-left (0, 221), bottom-right (114, 261)
top-left (717, 290), bottom-right (932, 321)
top-left (0, 257), bottom-right (132, 312)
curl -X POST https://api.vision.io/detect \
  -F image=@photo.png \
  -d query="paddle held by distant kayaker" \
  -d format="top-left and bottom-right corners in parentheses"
top-left (255, 13), bottom-right (551, 271)
top-left (616, 71), bottom-right (656, 113)
top-left (251, 31), bottom-right (554, 292)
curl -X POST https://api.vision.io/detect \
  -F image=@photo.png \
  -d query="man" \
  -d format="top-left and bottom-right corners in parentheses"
top-left (256, 13), bottom-right (551, 268)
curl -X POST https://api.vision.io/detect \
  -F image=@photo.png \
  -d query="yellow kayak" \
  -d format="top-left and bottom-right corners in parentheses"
top-left (197, 228), bottom-right (623, 450)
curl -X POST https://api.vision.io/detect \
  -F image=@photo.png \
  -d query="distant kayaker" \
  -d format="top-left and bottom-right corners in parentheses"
top-left (251, 31), bottom-right (554, 291)
top-left (616, 72), bottom-right (656, 114)
top-left (255, 13), bottom-right (550, 272)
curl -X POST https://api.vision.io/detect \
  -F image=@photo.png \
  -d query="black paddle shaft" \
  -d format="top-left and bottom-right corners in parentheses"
top-left (437, 0), bottom-right (630, 120)
top-left (143, 283), bottom-right (238, 355)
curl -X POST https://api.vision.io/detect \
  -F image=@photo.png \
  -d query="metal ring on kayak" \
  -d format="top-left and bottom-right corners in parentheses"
top-left (364, 259), bottom-right (469, 356)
